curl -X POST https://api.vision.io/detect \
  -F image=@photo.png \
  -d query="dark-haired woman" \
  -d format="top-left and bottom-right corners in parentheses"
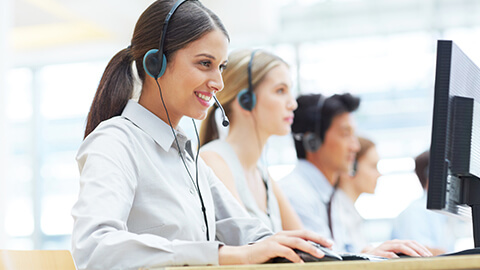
top-left (71, 1), bottom-right (331, 269)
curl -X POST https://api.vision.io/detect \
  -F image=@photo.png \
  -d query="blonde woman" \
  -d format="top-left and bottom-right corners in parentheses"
top-left (200, 49), bottom-right (303, 232)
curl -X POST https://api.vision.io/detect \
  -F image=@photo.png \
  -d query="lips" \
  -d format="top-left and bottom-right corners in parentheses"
top-left (285, 115), bottom-right (294, 124)
top-left (195, 92), bottom-right (212, 102)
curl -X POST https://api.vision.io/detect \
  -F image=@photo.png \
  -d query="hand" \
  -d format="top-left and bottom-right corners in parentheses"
top-left (363, 239), bottom-right (433, 258)
top-left (218, 230), bottom-right (333, 265)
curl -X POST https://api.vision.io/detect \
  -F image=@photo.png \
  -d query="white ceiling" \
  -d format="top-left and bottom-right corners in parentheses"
top-left (7, 0), bottom-right (480, 67)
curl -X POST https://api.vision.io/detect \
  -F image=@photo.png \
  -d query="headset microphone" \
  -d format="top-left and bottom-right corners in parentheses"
top-left (213, 95), bottom-right (230, 127)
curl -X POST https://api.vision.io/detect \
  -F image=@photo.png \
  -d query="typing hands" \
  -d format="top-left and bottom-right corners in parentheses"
top-left (219, 230), bottom-right (333, 264)
top-left (362, 239), bottom-right (433, 258)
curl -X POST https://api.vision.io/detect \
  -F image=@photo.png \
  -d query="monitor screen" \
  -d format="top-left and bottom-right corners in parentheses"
top-left (427, 40), bottom-right (480, 248)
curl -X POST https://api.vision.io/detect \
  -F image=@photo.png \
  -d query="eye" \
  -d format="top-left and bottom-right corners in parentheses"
top-left (200, 61), bottom-right (211, 67)
top-left (276, 88), bottom-right (285, 94)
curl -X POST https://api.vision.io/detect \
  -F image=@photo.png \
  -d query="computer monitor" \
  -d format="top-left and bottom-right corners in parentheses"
top-left (427, 40), bottom-right (480, 248)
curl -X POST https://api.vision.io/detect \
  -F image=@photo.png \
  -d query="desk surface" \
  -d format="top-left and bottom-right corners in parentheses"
top-left (144, 254), bottom-right (480, 270)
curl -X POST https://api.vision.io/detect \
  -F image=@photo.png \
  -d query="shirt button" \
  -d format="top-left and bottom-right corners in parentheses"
top-left (189, 188), bottom-right (195, 195)
top-left (202, 226), bottom-right (206, 232)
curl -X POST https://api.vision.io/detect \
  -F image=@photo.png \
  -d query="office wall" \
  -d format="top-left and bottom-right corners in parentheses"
top-left (0, 0), bottom-right (13, 247)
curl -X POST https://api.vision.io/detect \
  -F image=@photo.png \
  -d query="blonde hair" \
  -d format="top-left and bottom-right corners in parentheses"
top-left (357, 137), bottom-right (375, 161)
top-left (199, 49), bottom-right (288, 146)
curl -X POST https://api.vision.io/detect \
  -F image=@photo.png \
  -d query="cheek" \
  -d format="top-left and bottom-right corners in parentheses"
top-left (257, 100), bottom-right (276, 119)
top-left (368, 170), bottom-right (379, 184)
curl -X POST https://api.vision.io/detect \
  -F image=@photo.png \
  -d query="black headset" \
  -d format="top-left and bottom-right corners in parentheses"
top-left (302, 95), bottom-right (326, 152)
top-left (237, 50), bottom-right (258, 111)
top-left (143, 0), bottom-right (188, 79)
top-left (140, 0), bottom-right (212, 241)
top-left (351, 158), bottom-right (358, 176)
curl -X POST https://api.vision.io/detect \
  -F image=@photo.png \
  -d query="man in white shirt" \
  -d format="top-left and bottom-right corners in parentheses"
top-left (278, 93), bottom-right (360, 252)
top-left (279, 93), bottom-right (433, 258)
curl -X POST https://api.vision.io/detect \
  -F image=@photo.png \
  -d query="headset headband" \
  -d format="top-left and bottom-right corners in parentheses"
top-left (158, 0), bottom-right (189, 56)
top-left (313, 94), bottom-right (326, 138)
top-left (247, 50), bottom-right (258, 93)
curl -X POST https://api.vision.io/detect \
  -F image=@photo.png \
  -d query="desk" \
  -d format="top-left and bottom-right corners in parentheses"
top-left (144, 255), bottom-right (480, 270)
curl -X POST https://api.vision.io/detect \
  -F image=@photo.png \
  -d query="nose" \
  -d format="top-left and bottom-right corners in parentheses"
top-left (351, 136), bottom-right (361, 153)
top-left (207, 70), bottom-right (224, 92)
top-left (288, 95), bottom-right (298, 111)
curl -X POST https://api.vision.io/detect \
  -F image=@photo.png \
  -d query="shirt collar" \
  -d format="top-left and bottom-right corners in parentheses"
top-left (121, 100), bottom-right (191, 154)
top-left (297, 159), bottom-right (334, 203)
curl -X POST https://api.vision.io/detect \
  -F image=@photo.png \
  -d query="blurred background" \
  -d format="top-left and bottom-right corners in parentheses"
top-left (1, 0), bottom-right (479, 250)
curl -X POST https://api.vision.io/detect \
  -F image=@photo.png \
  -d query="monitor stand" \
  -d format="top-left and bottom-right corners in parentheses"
top-left (472, 204), bottom-right (480, 248)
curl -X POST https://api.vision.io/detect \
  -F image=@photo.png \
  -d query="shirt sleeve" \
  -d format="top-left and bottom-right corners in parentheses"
top-left (391, 200), bottom-right (438, 247)
top-left (72, 128), bottom-right (221, 270)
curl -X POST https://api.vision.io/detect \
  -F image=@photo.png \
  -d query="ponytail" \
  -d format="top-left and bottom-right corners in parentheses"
top-left (84, 48), bottom-right (134, 138)
top-left (199, 105), bottom-right (219, 146)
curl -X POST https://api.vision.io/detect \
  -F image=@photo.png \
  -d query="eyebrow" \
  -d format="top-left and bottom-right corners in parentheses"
top-left (195, 53), bottom-right (228, 64)
top-left (195, 53), bottom-right (216, 59)
top-left (340, 125), bottom-right (354, 132)
top-left (275, 82), bottom-right (290, 88)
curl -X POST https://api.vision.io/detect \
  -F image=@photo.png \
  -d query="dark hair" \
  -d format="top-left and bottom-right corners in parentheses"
top-left (84, 0), bottom-right (229, 138)
top-left (199, 49), bottom-right (287, 146)
top-left (415, 150), bottom-right (430, 189)
top-left (292, 93), bottom-right (360, 159)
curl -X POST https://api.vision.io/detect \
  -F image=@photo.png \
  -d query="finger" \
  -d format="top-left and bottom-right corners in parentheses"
top-left (392, 244), bottom-right (419, 257)
top-left (275, 245), bottom-right (304, 263)
top-left (410, 241), bottom-right (433, 257)
top-left (279, 230), bottom-right (334, 249)
top-left (382, 241), bottom-right (425, 257)
top-left (274, 235), bottom-right (325, 259)
top-left (401, 240), bottom-right (433, 257)
top-left (378, 251), bottom-right (399, 259)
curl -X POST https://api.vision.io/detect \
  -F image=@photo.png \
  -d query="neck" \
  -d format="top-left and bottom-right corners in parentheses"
top-left (226, 119), bottom-right (268, 171)
top-left (306, 154), bottom-right (339, 187)
top-left (338, 174), bottom-right (361, 202)
top-left (139, 81), bottom-right (181, 127)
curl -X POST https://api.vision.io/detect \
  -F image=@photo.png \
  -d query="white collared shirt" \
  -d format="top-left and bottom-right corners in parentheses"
top-left (71, 100), bottom-right (272, 270)
top-left (278, 159), bottom-right (346, 252)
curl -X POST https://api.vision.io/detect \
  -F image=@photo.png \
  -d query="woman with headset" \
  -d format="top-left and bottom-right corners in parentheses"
top-left (334, 137), bottom-right (381, 253)
top-left (199, 49), bottom-right (303, 232)
top-left (71, 1), bottom-right (331, 269)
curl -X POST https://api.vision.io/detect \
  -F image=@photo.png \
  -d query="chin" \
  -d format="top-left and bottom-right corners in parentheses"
top-left (189, 111), bottom-right (208, 121)
top-left (276, 126), bottom-right (291, 136)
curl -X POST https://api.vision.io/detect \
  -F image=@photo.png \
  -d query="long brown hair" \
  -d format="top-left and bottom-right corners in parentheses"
top-left (199, 49), bottom-right (287, 146)
top-left (84, 0), bottom-right (229, 138)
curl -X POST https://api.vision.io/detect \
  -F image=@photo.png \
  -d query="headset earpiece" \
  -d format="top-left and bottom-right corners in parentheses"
top-left (143, 49), bottom-right (168, 79)
top-left (352, 158), bottom-right (358, 176)
top-left (237, 88), bottom-right (256, 111)
top-left (302, 95), bottom-right (326, 153)
top-left (237, 50), bottom-right (258, 112)
top-left (303, 131), bottom-right (322, 153)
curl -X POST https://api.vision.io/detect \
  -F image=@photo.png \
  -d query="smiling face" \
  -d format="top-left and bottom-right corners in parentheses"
top-left (252, 63), bottom-right (297, 136)
top-left (156, 29), bottom-right (229, 125)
